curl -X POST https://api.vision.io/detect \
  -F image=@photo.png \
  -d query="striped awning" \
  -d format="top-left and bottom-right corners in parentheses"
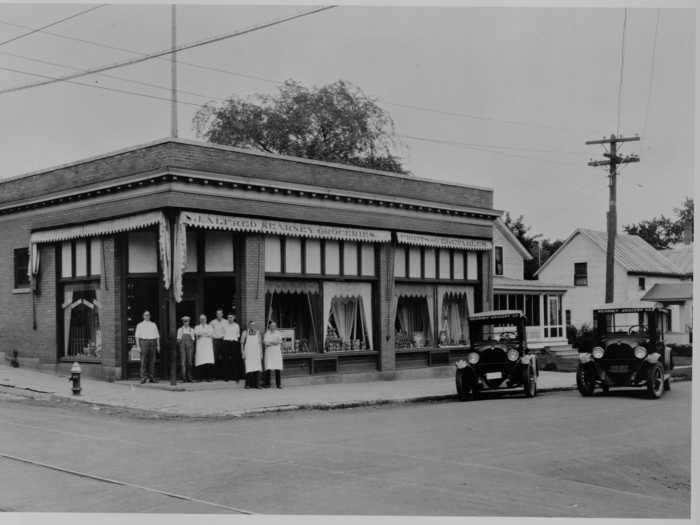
top-left (265, 280), bottom-right (320, 295)
top-left (181, 211), bottom-right (391, 243)
top-left (397, 232), bottom-right (491, 250)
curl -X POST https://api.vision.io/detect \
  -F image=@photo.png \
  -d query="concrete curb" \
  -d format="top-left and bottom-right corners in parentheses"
top-left (0, 382), bottom-right (579, 420)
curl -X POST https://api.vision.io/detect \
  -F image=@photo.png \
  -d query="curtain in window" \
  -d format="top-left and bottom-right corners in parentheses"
top-left (323, 282), bottom-right (373, 350)
top-left (62, 286), bottom-right (101, 358)
top-left (437, 285), bottom-right (474, 345)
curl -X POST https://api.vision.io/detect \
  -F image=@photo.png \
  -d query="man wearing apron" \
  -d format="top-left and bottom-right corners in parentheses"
top-left (241, 320), bottom-right (263, 389)
top-left (176, 316), bottom-right (195, 382)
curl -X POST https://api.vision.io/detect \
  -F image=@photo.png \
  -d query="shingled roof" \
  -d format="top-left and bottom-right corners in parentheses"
top-left (659, 244), bottom-right (693, 275)
top-left (535, 228), bottom-right (685, 277)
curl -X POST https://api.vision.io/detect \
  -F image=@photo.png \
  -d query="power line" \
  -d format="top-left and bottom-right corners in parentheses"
top-left (401, 134), bottom-right (583, 167)
top-left (0, 50), bottom-right (226, 103)
top-left (0, 5), bottom-right (336, 96)
top-left (0, 15), bottom-right (585, 136)
top-left (616, 8), bottom-right (628, 135)
top-left (0, 4), bottom-right (105, 48)
top-left (0, 65), bottom-right (203, 107)
top-left (641, 9), bottom-right (660, 141)
top-left (400, 134), bottom-right (585, 156)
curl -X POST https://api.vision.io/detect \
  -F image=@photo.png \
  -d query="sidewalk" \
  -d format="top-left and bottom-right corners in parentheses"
top-left (0, 362), bottom-right (580, 419)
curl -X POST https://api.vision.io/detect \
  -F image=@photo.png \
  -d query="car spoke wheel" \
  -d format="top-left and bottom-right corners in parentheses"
top-left (646, 363), bottom-right (665, 399)
top-left (523, 365), bottom-right (537, 398)
top-left (576, 364), bottom-right (595, 397)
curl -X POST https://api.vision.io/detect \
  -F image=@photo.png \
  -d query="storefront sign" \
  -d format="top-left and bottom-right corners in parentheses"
top-left (396, 232), bottom-right (492, 250)
top-left (182, 212), bottom-right (391, 243)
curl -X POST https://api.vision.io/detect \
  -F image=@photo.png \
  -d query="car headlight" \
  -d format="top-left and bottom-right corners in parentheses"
top-left (506, 348), bottom-right (519, 362)
top-left (592, 346), bottom-right (605, 359)
top-left (467, 352), bottom-right (480, 365)
top-left (633, 346), bottom-right (647, 359)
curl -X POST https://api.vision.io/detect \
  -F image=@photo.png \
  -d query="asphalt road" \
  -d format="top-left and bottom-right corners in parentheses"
top-left (0, 383), bottom-right (691, 517)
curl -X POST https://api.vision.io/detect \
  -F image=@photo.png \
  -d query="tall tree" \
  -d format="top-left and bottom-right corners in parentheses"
top-left (193, 80), bottom-right (405, 173)
top-left (502, 213), bottom-right (562, 279)
top-left (623, 197), bottom-right (694, 249)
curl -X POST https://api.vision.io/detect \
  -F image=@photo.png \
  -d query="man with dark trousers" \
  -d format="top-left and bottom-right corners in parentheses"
top-left (135, 310), bottom-right (160, 384)
top-left (209, 308), bottom-right (227, 380)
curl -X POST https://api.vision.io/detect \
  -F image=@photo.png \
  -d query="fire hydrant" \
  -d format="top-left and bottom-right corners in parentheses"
top-left (69, 362), bottom-right (82, 396)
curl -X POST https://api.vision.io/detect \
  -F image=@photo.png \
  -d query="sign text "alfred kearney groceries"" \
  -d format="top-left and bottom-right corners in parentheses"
top-left (181, 212), bottom-right (392, 242)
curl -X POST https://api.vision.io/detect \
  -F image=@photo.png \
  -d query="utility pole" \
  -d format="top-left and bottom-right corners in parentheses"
top-left (585, 134), bottom-right (640, 303)
top-left (170, 4), bottom-right (178, 138)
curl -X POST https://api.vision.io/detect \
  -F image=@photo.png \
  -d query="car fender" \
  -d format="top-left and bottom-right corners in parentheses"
top-left (645, 352), bottom-right (661, 365)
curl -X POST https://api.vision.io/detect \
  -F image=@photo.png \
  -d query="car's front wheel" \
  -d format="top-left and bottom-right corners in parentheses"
top-left (576, 364), bottom-right (596, 397)
top-left (647, 363), bottom-right (665, 399)
top-left (523, 364), bottom-right (537, 398)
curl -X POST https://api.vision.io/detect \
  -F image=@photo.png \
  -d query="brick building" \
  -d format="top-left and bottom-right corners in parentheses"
top-left (1, 138), bottom-right (499, 381)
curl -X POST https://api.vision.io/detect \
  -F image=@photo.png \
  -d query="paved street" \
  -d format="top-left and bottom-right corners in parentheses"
top-left (0, 383), bottom-right (691, 517)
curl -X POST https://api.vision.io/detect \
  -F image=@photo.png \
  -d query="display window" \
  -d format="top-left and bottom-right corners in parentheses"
top-left (395, 297), bottom-right (433, 349)
top-left (437, 287), bottom-right (474, 346)
top-left (62, 282), bottom-right (102, 360)
top-left (323, 282), bottom-right (373, 351)
top-left (266, 283), bottom-right (322, 354)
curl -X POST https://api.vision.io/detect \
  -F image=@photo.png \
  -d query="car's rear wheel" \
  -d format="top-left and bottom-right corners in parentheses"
top-left (646, 362), bottom-right (665, 399)
top-left (523, 364), bottom-right (537, 398)
top-left (576, 364), bottom-right (595, 397)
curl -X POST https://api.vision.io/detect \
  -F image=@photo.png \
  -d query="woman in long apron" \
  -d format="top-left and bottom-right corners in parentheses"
top-left (241, 320), bottom-right (263, 389)
top-left (263, 321), bottom-right (284, 389)
top-left (194, 314), bottom-right (215, 382)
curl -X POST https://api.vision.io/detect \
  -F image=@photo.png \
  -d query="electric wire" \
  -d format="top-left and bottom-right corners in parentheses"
top-left (0, 5), bottom-right (336, 96)
top-left (0, 5), bottom-right (105, 48)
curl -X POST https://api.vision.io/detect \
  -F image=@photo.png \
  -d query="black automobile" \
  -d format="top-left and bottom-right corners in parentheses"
top-left (576, 302), bottom-right (673, 399)
top-left (455, 310), bottom-right (537, 401)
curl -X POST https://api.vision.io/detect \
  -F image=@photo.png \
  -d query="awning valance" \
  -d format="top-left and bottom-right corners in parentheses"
top-left (29, 211), bottom-right (171, 290)
top-left (397, 232), bottom-right (491, 251)
top-left (181, 211), bottom-right (391, 243)
top-left (265, 280), bottom-right (320, 295)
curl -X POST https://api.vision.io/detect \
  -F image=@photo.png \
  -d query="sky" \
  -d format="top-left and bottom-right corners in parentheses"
top-left (0, 2), bottom-right (694, 241)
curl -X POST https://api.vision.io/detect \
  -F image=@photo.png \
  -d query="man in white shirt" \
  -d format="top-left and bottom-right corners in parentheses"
top-left (224, 312), bottom-right (243, 382)
top-left (209, 308), bottom-right (227, 380)
top-left (135, 310), bottom-right (160, 384)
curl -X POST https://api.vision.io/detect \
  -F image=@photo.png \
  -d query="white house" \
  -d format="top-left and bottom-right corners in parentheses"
top-left (491, 219), bottom-right (570, 349)
top-left (534, 229), bottom-right (690, 342)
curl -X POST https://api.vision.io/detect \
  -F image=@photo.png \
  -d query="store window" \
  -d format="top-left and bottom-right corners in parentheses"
top-left (343, 242), bottom-right (358, 276)
top-left (424, 248), bottom-right (436, 278)
top-left (394, 246), bottom-right (406, 278)
top-left (266, 284), bottom-right (322, 354)
top-left (324, 241), bottom-right (340, 275)
top-left (62, 283), bottom-right (102, 360)
top-left (438, 249), bottom-right (451, 279)
top-left (438, 292), bottom-right (470, 346)
top-left (408, 247), bottom-right (422, 278)
top-left (128, 231), bottom-right (157, 274)
top-left (184, 230), bottom-right (198, 273)
top-left (453, 251), bottom-right (465, 280)
top-left (285, 238), bottom-right (303, 274)
top-left (264, 237), bottom-right (282, 273)
top-left (204, 231), bottom-right (234, 272)
top-left (494, 246), bottom-right (504, 276)
top-left (361, 244), bottom-right (375, 276)
top-left (323, 282), bottom-right (373, 351)
top-left (467, 252), bottom-right (478, 280)
top-left (305, 239), bottom-right (322, 274)
top-left (61, 238), bottom-right (103, 278)
top-left (395, 296), bottom-right (433, 349)
top-left (574, 262), bottom-right (588, 286)
top-left (13, 248), bottom-right (30, 289)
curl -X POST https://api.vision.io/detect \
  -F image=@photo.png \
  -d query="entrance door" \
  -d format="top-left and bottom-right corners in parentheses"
top-left (124, 277), bottom-right (160, 379)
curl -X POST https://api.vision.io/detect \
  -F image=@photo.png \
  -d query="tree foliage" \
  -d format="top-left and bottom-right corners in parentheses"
top-left (502, 213), bottom-right (563, 279)
top-left (623, 197), bottom-right (694, 249)
top-left (193, 80), bottom-right (405, 173)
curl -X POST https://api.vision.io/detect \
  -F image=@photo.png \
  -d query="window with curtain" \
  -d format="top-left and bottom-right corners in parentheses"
top-left (394, 297), bottom-right (432, 349)
top-left (326, 296), bottom-right (370, 352)
top-left (438, 293), bottom-right (469, 346)
top-left (62, 283), bottom-right (102, 360)
top-left (265, 290), bottom-right (321, 354)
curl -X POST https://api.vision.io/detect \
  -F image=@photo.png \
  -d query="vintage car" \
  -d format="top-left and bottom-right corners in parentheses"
top-left (455, 310), bottom-right (537, 400)
top-left (576, 302), bottom-right (674, 399)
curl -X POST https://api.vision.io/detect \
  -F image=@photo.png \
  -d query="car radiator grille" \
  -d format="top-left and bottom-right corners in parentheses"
top-left (480, 348), bottom-right (507, 365)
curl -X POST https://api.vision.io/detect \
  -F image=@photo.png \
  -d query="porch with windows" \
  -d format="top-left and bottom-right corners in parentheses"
top-left (493, 277), bottom-right (570, 349)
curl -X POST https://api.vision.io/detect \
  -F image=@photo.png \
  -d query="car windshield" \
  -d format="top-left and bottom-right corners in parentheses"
top-left (470, 319), bottom-right (521, 344)
top-left (595, 310), bottom-right (653, 337)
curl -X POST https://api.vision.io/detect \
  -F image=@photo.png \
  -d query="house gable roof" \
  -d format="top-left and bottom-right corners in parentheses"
top-left (534, 228), bottom-right (685, 277)
top-left (659, 244), bottom-right (693, 275)
top-left (493, 218), bottom-right (533, 261)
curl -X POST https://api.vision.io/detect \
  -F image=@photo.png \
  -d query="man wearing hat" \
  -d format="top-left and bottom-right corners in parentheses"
top-left (176, 315), bottom-right (195, 382)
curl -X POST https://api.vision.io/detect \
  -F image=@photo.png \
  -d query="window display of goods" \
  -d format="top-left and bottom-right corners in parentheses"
top-left (395, 331), bottom-right (414, 349)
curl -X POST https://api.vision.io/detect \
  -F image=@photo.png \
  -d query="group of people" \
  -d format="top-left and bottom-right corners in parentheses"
top-left (135, 308), bottom-right (284, 389)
